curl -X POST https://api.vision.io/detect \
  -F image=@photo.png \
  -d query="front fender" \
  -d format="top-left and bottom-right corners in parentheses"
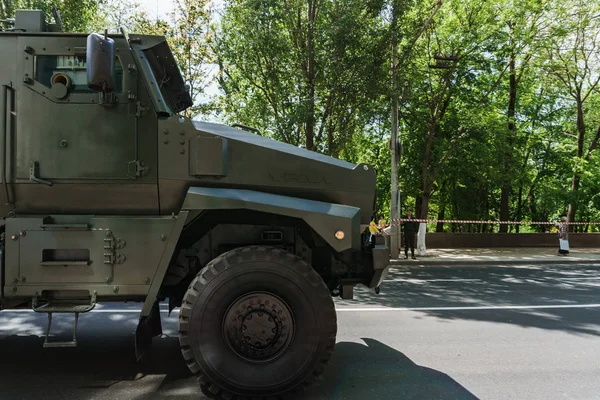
top-left (181, 187), bottom-right (361, 252)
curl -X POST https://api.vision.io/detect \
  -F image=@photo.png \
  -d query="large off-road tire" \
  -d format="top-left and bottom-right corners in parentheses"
top-left (178, 246), bottom-right (337, 399)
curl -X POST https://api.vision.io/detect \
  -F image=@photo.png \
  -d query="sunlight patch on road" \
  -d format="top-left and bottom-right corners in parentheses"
top-left (403, 278), bottom-right (483, 284)
top-left (0, 316), bottom-right (44, 336)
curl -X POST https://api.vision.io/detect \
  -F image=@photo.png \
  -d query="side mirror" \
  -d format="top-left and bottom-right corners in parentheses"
top-left (86, 31), bottom-right (115, 93)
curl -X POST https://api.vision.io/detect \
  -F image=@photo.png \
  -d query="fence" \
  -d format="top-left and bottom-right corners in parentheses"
top-left (384, 219), bottom-right (600, 248)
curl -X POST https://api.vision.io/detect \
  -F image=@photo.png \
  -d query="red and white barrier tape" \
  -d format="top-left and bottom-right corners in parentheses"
top-left (389, 219), bottom-right (600, 226)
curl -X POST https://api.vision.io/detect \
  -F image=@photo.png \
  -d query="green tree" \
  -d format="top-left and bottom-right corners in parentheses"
top-left (495, 0), bottom-right (547, 232)
top-left (399, 0), bottom-right (503, 220)
top-left (214, 0), bottom-right (389, 152)
top-left (168, 0), bottom-right (214, 118)
top-left (1, 0), bottom-right (102, 31)
top-left (542, 1), bottom-right (600, 227)
top-left (100, 0), bottom-right (214, 118)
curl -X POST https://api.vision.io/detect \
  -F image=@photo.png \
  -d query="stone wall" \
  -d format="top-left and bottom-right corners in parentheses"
top-left (393, 233), bottom-right (600, 248)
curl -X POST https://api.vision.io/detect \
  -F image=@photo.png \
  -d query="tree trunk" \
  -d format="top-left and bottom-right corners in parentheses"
top-left (419, 118), bottom-right (436, 221)
top-left (436, 208), bottom-right (445, 232)
top-left (515, 185), bottom-right (523, 233)
top-left (499, 188), bottom-right (510, 231)
top-left (528, 189), bottom-right (537, 223)
top-left (567, 174), bottom-right (581, 228)
top-left (484, 184), bottom-right (491, 232)
top-left (567, 95), bottom-right (585, 228)
top-left (327, 127), bottom-right (334, 156)
top-left (304, 0), bottom-right (317, 151)
top-left (435, 181), bottom-right (446, 232)
top-left (419, 191), bottom-right (430, 221)
top-left (0, 0), bottom-right (13, 19)
top-left (500, 54), bottom-right (517, 232)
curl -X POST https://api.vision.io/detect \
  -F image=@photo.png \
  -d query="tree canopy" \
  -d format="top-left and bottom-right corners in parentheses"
top-left (1, 0), bottom-right (102, 31)
top-left (5, 0), bottom-right (600, 232)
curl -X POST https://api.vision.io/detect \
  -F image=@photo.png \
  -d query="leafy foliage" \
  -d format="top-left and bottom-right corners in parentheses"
top-left (7, 0), bottom-right (600, 230)
top-left (1, 0), bottom-right (102, 31)
top-left (94, 0), bottom-right (214, 118)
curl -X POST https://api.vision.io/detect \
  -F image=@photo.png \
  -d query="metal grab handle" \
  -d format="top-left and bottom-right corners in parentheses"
top-left (40, 261), bottom-right (91, 267)
top-left (231, 123), bottom-right (262, 136)
top-left (1, 85), bottom-right (13, 204)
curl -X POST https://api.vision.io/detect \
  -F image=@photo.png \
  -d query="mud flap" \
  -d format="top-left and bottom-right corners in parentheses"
top-left (135, 300), bottom-right (163, 361)
top-left (369, 245), bottom-right (391, 289)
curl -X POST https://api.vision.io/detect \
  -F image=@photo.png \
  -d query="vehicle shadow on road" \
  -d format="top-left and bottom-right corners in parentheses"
top-left (305, 338), bottom-right (478, 400)
top-left (0, 313), bottom-right (197, 400)
top-left (337, 265), bottom-right (600, 336)
top-left (0, 313), bottom-right (477, 400)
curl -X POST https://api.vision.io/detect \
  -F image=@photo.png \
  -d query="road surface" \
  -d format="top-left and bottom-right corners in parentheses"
top-left (1, 263), bottom-right (599, 400)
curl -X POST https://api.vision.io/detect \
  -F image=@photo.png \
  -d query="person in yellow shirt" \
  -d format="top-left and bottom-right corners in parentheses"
top-left (378, 215), bottom-right (387, 230)
top-left (368, 216), bottom-right (380, 245)
top-left (369, 216), bottom-right (380, 233)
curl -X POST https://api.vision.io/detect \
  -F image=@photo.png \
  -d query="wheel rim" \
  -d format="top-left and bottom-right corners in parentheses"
top-left (223, 291), bottom-right (295, 364)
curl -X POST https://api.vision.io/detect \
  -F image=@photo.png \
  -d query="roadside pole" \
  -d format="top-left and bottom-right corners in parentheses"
top-left (388, 0), bottom-right (444, 259)
top-left (390, 36), bottom-right (400, 259)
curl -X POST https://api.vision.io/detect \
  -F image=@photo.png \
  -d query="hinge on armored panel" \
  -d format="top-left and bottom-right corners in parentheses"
top-left (127, 160), bottom-right (148, 178)
top-left (103, 231), bottom-right (127, 266)
top-left (135, 101), bottom-right (149, 117)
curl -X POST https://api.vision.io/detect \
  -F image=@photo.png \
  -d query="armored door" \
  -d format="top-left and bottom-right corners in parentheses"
top-left (15, 35), bottom-right (139, 181)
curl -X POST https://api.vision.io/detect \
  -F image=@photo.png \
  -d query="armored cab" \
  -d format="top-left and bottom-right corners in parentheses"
top-left (0, 9), bottom-right (390, 399)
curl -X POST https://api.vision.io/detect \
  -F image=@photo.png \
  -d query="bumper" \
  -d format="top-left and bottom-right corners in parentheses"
top-left (368, 245), bottom-right (391, 288)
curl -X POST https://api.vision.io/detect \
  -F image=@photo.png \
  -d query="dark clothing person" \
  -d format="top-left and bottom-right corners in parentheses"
top-left (402, 214), bottom-right (418, 259)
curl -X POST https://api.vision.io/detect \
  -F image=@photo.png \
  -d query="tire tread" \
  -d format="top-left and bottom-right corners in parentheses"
top-left (178, 245), bottom-right (337, 400)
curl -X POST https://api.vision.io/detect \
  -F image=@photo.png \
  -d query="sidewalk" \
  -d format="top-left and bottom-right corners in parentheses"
top-left (390, 247), bottom-right (600, 266)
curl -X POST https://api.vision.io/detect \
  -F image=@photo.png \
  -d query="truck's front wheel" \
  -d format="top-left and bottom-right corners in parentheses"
top-left (178, 246), bottom-right (337, 399)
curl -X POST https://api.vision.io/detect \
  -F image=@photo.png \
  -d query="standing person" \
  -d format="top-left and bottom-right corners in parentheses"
top-left (556, 216), bottom-right (570, 256)
top-left (402, 209), bottom-right (418, 259)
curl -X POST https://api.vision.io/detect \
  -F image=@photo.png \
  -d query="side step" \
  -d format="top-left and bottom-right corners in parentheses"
top-left (32, 292), bottom-right (97, 348)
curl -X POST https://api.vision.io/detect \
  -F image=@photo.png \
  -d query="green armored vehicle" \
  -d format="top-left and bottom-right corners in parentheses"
top-left (0, 9), bottom-right (390, 399)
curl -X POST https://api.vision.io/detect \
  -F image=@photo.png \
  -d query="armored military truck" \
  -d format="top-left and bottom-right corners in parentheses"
top-left (0, 9), bottom-right (390, 399)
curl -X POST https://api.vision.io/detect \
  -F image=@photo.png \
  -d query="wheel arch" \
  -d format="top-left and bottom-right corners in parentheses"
top-left (180, 187), bottom-right (362, 253)
top-left (157, 187), bottom-right (368, 312)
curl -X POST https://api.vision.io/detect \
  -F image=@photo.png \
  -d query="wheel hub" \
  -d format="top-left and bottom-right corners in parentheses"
top-left (223, 292), bottom-right (294, 363)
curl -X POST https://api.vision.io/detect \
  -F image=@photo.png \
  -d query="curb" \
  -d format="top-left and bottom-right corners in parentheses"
top-left (390, 258), bottom-right (600, 266)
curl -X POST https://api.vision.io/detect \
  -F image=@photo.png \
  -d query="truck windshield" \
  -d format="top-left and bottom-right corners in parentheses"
top-left (142, 40), bottom-right (193, 114)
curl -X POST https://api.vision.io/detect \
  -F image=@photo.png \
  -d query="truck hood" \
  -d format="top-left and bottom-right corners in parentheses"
top-left (159, 119), bottom-right (378, 224)
top-left (193, 121), bottom-right (357, 170)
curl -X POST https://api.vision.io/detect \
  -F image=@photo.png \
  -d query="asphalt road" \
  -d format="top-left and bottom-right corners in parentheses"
top-left (1, 263), bottom-right (600, 400)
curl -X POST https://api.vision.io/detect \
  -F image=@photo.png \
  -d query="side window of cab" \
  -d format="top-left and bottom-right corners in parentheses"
top-left (34, 55), bottom-right (124, 95)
